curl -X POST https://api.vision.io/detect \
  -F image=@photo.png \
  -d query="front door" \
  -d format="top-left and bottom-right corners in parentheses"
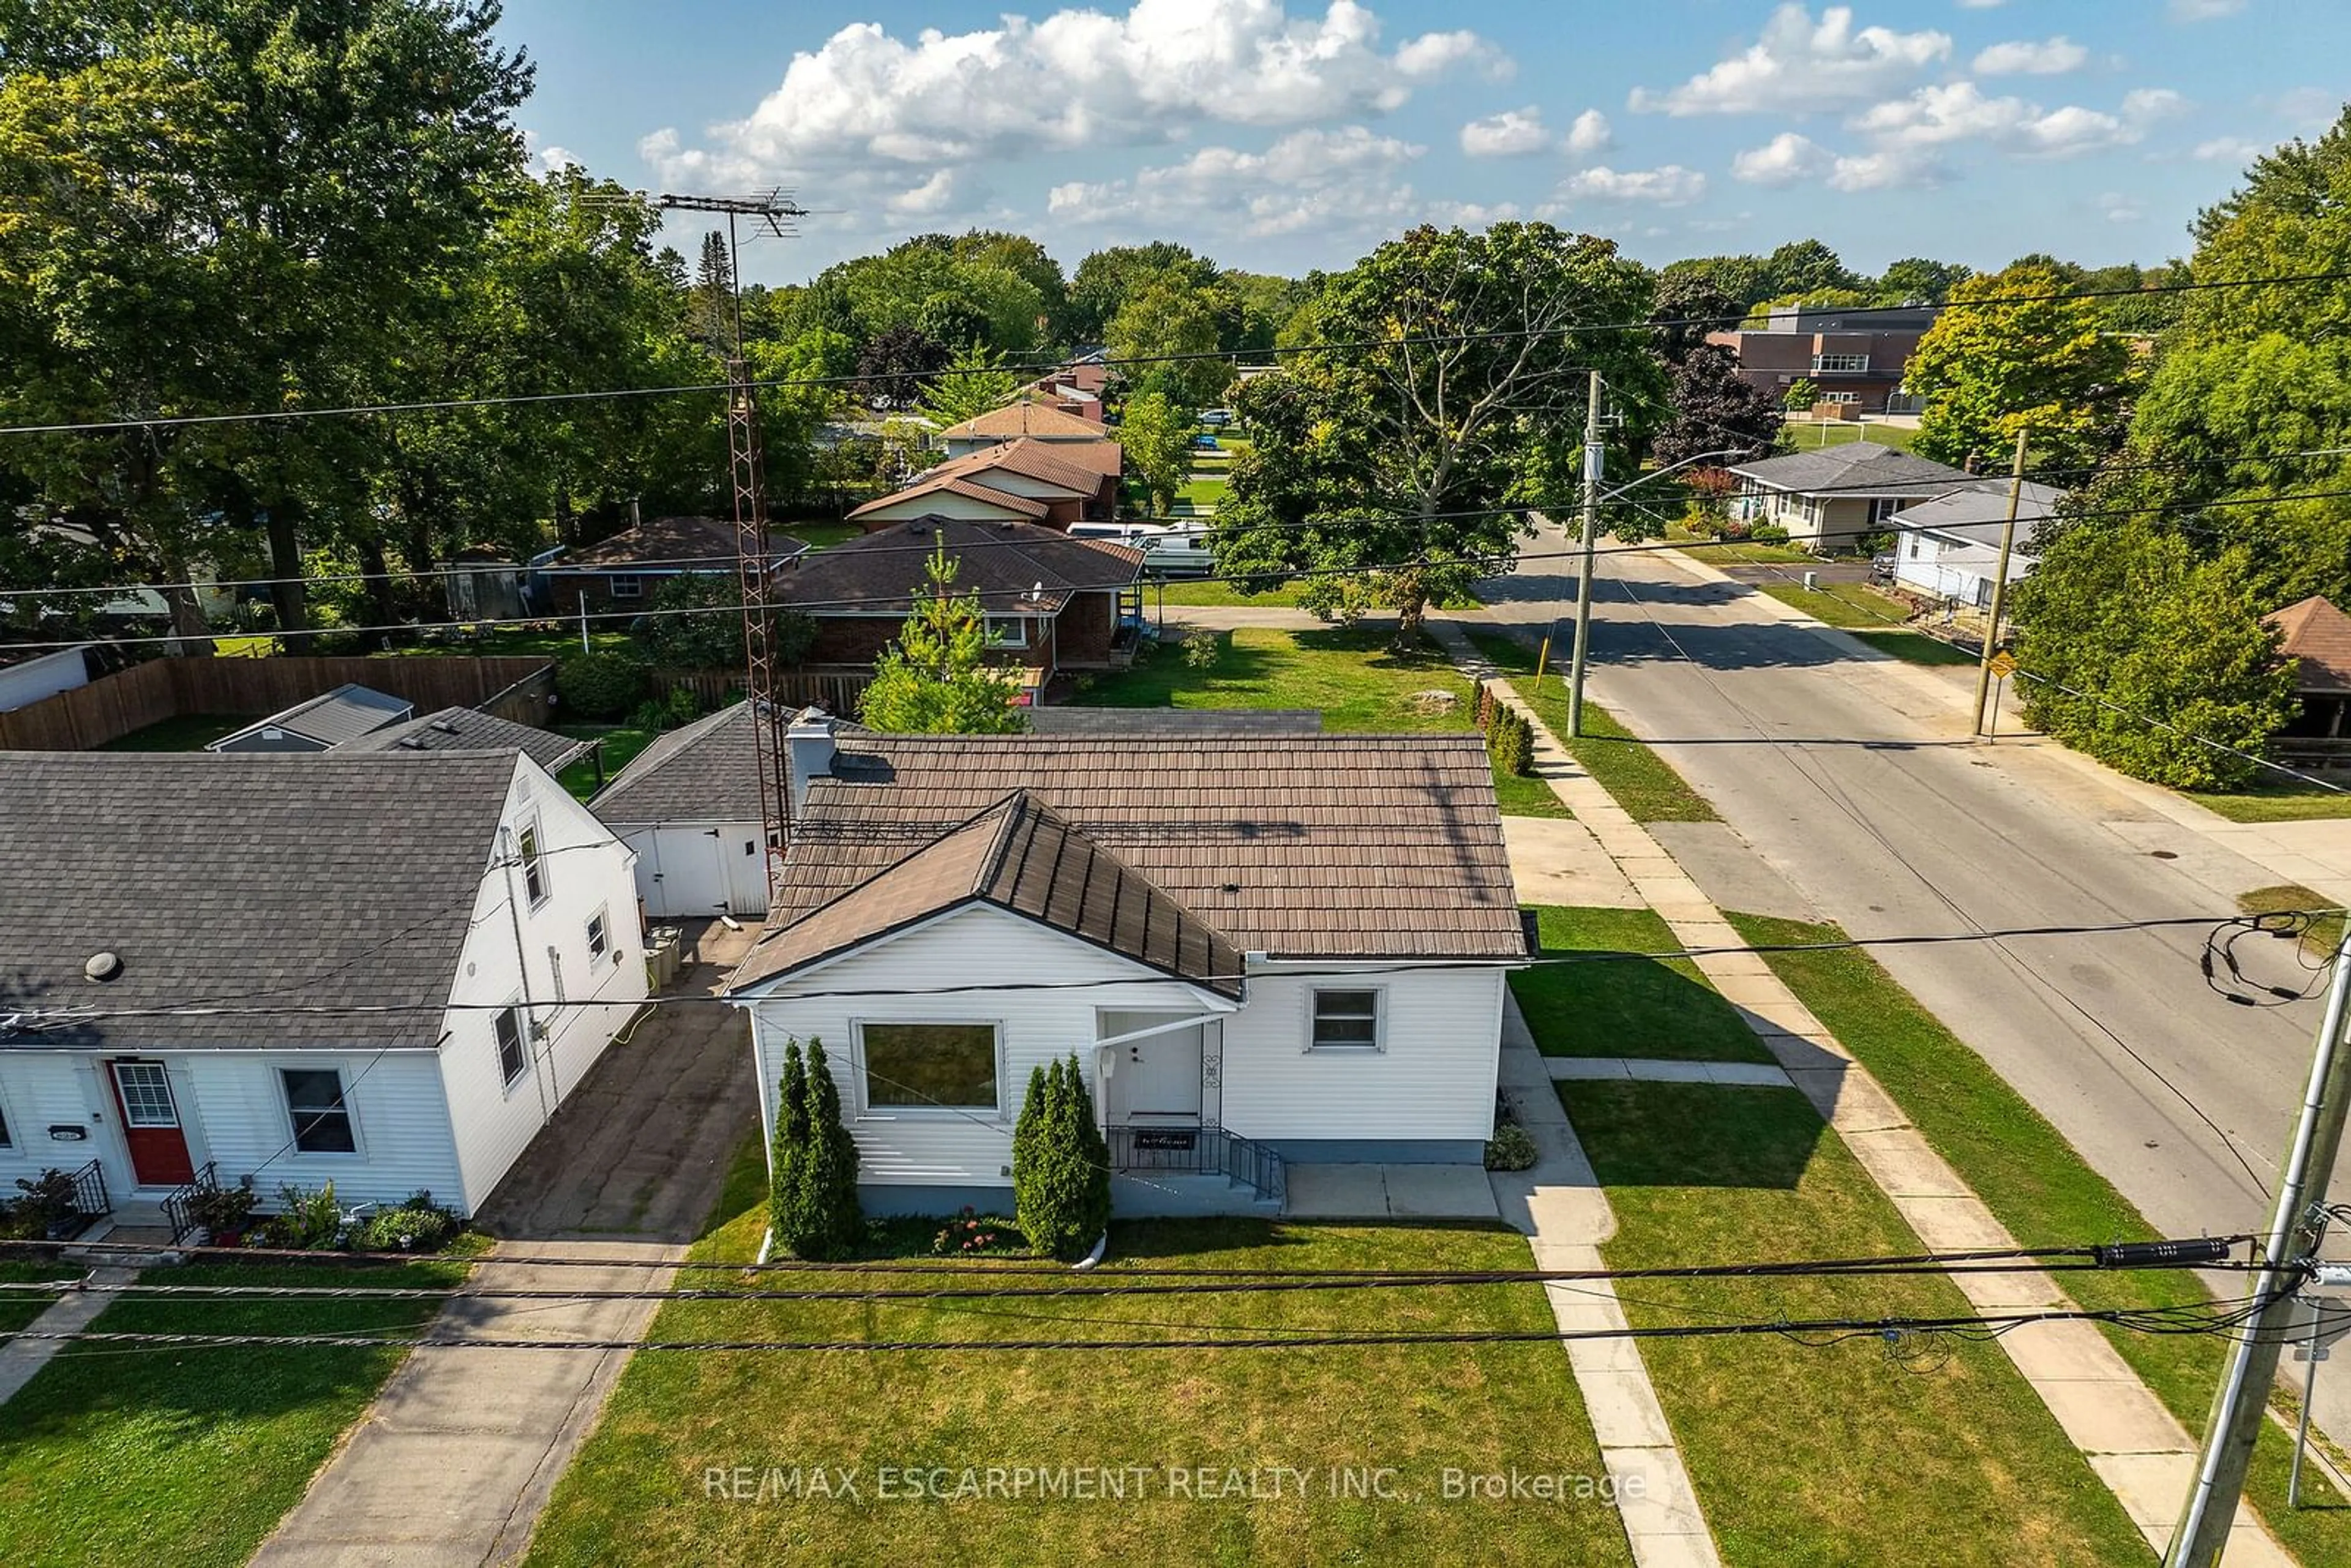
top-left (108, 1060), bottom-right (195, 1187)
top-left (1114, 1026), bottom-right (1204, 1123)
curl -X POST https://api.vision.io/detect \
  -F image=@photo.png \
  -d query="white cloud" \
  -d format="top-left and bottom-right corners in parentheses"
top-left (2097, 192), bottom-right (2143, 223)
top-left (522, 130), bottom-right (580, 175)
top-left (1049, 124), bottom-right (1427, 238)
top-left (2193, 135), bottom-right (2267, 162)
top-left (1971, 36), bottom-right (2088, 77)
top-left (643, 2), bottom-right (1498, 186)
top-left (1955, 0), bottom-right (2008, 9)
top-left (1851, 80), bottom-right (2180, 160)
top-left (1629, 4), bottom-right (1950, 116)
top-left (1823, 147), bottom-right (1948, 190)
top-left (1558, 164), bottom-right (1708, 204)
top-left (885, 169), bottom-right (962, 217)
top-left (1565, 108), bottom-right (1615, 156)
top-left (2121, 88), bottom-right (2189, 122)
top-left (1731, 132), bottom-right (1831, 186)
top-left (1460, 107), bottom-right (1551, 158)
top-left (2170, 0), bottom-right (2245, 19)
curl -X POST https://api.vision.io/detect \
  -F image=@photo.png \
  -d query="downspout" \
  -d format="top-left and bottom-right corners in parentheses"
top-left (497, 825), bottom-right (555, 1127)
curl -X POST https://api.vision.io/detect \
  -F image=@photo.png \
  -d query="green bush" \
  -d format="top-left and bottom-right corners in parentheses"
top-left (354, 1191), bottom-right (462, 1253)
top-left (771, 1037), bottom-right (863, 1259)
top-left (1182, 632), bottom-right (1221, 669)
top-left (5, 1169), bottom-right (80, 1239)
top-left (1486, 708), bottom-right (1534, 778)
top-left (556, 651), bottom-right (652, 719)
top-left (1012, 1054), bottom-right (1112, 1260)
top-left (1484, 1123), bottom-right (1538, 1171)
top-left (932, 1209), bottom-right (1022, 1256)
top-left (1750, 522), bottom-right (1791, 545)
top-left (253, 1182), bottom-right (345, 1250)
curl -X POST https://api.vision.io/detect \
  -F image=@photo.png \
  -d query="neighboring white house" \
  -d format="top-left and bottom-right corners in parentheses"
top-left (0, 646), bottom-right (94, 712)
top-left (206, 682), bottom-right (414, 754)
top-left (1727, 441), bottom-right (1971, 551)
top-left (589, 702), bottom-right (772, 921)
top-left (1887, 480), bottom-right (2063, 609)
top-left (724, 720), bottom-right (1529, 1215)
top-left (0, 749), bottom-right (648, 1226)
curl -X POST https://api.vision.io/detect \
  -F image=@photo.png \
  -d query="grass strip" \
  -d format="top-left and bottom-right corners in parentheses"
top-left (1512, 906), bottom-right (1770, 1063)
top-left (1464, 628), bottom-right (1718, 823)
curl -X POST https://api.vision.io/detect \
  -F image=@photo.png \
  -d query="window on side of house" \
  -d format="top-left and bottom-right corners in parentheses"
top-left (281, 1068), bottom-right (356, 1154)
top-left (586, 907), bottom-right (610, 962)
top-left (609, 574), bottom-right (643, 600)
top-left (0, 1093), bottom-right (11, 1148)
top-left (519, 819), bottom-right (547, 906)
top-left (1812, 353), bottom-right (1870, 373)
top-left (857, 1022), bottom-right (1000, 1112)
top-left (984, 615), bottom-right (1029, 648)
top-left (495, 1005), bottom-right (529, 1087)
top-left (1310, 988), bottom-right (1384, 1051)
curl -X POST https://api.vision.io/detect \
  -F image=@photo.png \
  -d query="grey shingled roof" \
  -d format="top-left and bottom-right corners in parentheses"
top-left (588, 701), bottom-right (764, 825)
top-left (730, 730), bottom-right (1523, 991)
top-left (549, 515), bottom-right (806, 574)
top-left (336, 705), bottom-right (593, 775)
top-left (737, 792), bottom-right (1243, 994)
top-left (207, 682), bottom-right (414, 749)
top-left (1727, 441), bottom-right (1971, 498)
top-left (1884, 479), bottom-right (2066, 548)
top-left (0, 751), bottom-right (518, 1052)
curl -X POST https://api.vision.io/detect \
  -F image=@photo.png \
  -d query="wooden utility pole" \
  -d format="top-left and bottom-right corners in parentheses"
top-left (1971, 426), bottom-right (2030, 737)
top-left (1567, 370), bottom-right (1605, 737)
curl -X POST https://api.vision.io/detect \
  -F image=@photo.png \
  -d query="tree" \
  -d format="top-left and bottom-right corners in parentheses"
top-left (1215, 223), bottom-right (1663, 647)
top-left (1905, 260), bottom-right (2137, 473)
top-left (637, 573), bottom-right (816, 669)
top-left (1104, 275), bottom-right (1229, 408)
top-left (693, 231), bottom-right (735, 350)
top-left (1650, 271), bottom-right (1744, 365)
top-left (857, 325), bottom-right (950, 411)
top-left (859, 542), bottom-right (1030, 733)
top-left (1653, 345), bottom-right (1782, 470)
top-left (1877, 257), bottom-right (1973, 303)
top-left (770, 1038), bottom-right (812, 1247)
top-left (768, 1038), bottom-right (861, 1261)
top-left (915, 341), bottom-right (1021, 428)
top-left (1011, 1056), bottom-right (1109, 1260)
top-left (1761, 239), bottom-right (1861, 299)
top-left (1780, 378), bottom-right (1820, 411)
top-left (1661, 253), bottom-right (1774, 312)
top-left (2010, 522), bottom-right (2295, 789)
top-left (1117, 390), bottom-right (1195, 515)
top-left (1068, 242), bottom-right (1216, 342)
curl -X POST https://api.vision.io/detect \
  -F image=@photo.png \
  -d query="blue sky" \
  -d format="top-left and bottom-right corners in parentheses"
top-left (497, 1), bottom-right (2349, 285)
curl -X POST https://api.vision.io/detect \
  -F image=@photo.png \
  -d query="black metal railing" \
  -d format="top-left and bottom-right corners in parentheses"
top-left (160, 1162), bottom-right (219, 1245)
top-left (1104, 1125), bottom-right (1285, 1205)
top-left (61, 1159), bottom-right (111, 1238)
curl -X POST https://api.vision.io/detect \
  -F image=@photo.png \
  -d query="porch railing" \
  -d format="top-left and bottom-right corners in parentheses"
top-left (57, 1158), bottom-right (111, 1239)
top-left (1104, 1125), bottom-right (1286, 1206)
top-left (160, 1162), bottom-right (220, 1245)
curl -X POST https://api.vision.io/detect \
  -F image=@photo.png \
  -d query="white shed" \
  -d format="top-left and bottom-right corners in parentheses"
top-left (588, 702), bottom-right (771, 920)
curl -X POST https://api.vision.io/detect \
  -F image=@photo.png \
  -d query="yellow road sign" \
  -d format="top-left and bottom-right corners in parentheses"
top-left (1987, 650), bottom-right (2018, 678)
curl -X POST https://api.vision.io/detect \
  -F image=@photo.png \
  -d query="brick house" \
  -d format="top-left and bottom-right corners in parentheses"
top-left (539, 516), bottom-right (806, 618)
top-left (1708, 302), bottom-right (1941, 415)
top-left (849, 438), bottom-right (1122, 533)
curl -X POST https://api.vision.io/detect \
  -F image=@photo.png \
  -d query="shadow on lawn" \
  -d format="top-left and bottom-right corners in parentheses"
top-left (1562, 1081), bottom-right (1826, 1191)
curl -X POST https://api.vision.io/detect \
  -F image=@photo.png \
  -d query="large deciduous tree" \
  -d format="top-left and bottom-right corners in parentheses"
top-left (1652, 345), bottom-right (1782, 471)
top-left (1117, 390), bottom-right (1194, 516)
top-left (915, 341), bottom-right (1021, 429)
top-left (1105, 275), bottom-right (1228, 408)
top-left (1215, 223), bottom-right (1662, 644)
top-left (1905, 260), bottom-right (2137, 474)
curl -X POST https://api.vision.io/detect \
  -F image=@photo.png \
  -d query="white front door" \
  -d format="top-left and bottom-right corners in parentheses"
top-left (1108, 1023), bottom-right (1204, 1124)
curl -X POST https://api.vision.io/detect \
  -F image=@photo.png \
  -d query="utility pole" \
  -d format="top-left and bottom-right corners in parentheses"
top-left (1567, 370), bottom-right (1605, 738)
top-left (1971, 426), bottom-right (2030, 736)
top-left (648, 192), bottom-right (807, 888)
top-left (2167, 910), bottom-right (2351, 1566)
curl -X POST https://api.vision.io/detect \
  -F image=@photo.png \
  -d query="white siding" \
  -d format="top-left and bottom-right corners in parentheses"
top-left (438, 756), bottom-right (651, 1214)
top-left (858, 491), bottom-right (1033, 523)
top-left (0, 1054), bottom-right (110, 1191)
top-left (1218, 964), bottom-right (1504, 1146)
top-left (745, 905), bottom-right (1229, 1188)
top-left (740, 906), bottom-right (1507, 1184)
top-left (621, 822), bottom-right (767, 918)
top-left (0, 646), bottom-right (91, 711)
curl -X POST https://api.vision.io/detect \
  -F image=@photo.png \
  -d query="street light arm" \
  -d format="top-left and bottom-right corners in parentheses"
top-left (1597, 448), bottom-right (1750, 503)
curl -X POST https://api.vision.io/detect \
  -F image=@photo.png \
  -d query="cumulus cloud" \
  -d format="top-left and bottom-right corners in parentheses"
top-left (1730, 132), bottom-right (1831, 186)
top-left (523, 130), bottom-right (580, 175)
top-left (1852, 80), bottom-right (2180, 159)
top-left (1730, 131), bottom-right (1943, 191)
top-left (2098, 192), bottom-right (2143, 223)
top-left (1565, 108), bottom-right (1614, 156)
top-left (1460, 107), bottom-right (1551, 157)
top-left (1558, 164), bottom-right (1708, 204)
top-left (2193, 135), bottom-right (2267, 162)
top-left (640, 1), bottom-right (1497, 187)
top-left (1048, 124), bottom-right (1427, 238)
top-left (1629, 4), bottom-right (1950, 116)
top-left (2170, 0), bottom-right (2245, 19)
top-left (1971, 36), bottom-right (2088, 76)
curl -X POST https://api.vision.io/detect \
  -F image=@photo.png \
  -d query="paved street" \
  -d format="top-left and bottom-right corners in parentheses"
top-left (1475, 524), bottom-right (2350, 1256)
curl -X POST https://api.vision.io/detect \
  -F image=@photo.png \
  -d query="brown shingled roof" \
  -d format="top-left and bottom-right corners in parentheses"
top-left (771, 517), bottom-right (1143, 615)
top-left (936, 401), bottom-right (1108, 442)
top-left (2268, 595), bottom-right (2351, 695)
top-left (734, 792), bottom-right (1243, 994)
top-left (847, 475), bottom-right (1053, 522)
top-left (553, 515), bottom-right (806, 571)
top-left (924, 438), bottom-right (1113, 497)
top-left (731, 730), bottom-right (1523, 990)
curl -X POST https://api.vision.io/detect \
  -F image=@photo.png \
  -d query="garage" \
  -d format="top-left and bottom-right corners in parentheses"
top-left (589, 703), bottom-right (772, 920)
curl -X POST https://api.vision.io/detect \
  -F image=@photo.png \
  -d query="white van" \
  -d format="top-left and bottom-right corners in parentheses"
top-left (1071, 522), bottom-right (1216, 578)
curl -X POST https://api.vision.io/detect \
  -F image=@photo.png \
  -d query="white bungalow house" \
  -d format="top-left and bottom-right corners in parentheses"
top-left (1886, 479), bottom-right (2063, 609)
top-left (1728, 441), bottom-right (1971, 552)
top-left (0, 749), bottom-right (647, 1229)
top-left (724, 717), bottom-right (1529, 1215)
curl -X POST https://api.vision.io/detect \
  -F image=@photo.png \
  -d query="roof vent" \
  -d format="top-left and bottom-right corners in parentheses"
top-left (430, 718), bottom-right (461, 735)
top-left (84, 951), bottom-right (122, 983)
top-left (397, 736), bottom-right (427, 750)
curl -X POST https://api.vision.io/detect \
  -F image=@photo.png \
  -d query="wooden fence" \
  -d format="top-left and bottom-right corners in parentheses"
top-left (0, 654), bottom-right (556, 751)
top-left (649, 667), bottom-right (871, 716)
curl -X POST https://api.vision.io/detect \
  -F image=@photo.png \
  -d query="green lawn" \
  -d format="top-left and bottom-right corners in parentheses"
top-left (1722, 910), bottom-right (2351, 1564)
top-left (1779, 420), bottom-right (1921, 454)
top-left (1492, 768), bottom-right (1573, 820)
top-left (2184, 782), bottom-right (2351, 822)
top-left (1177, 475), bottom-right (1228, 509)
top-left (527, 1140), bottom-right (1630, 1567)
top-left (1150, 579), bottom-right (1308, 608)
top-left (1464, 629), bottom-right (1719, 823)
top-left (94, 713), bottom-right (245, 751)
top-left (0, 1256), bottom-right (468, 1568)
top-left (782, 519), bottom-right (862, 551)
top-left (2234, 883), bottom-right (2347, 961)
top-left (1563, 1081), bottom-right (2149, 1567)
top-left (1753, 580), bottom-right (1913, 631)
top-left (1848, 628), bottom-right (1979, 666)
top-left (377, 626), bottom-right (633, 659)
top-left (0, 1261), bottom-right (84, 1336)
top-left (1667, 536), bottom-right (1815, 567)
top-left (556, 721), bottom-right (659, 800)
top-left (1512, 906), bottom-right (1771, 1062)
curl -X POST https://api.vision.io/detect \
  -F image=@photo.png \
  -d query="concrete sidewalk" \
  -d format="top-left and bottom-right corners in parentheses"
top-left (0, 1265), bottom-right (144, 1408)
top-left (1490, 1002), bottom-right (1720, 1568)
top-left (1437, 615), bottom-right (2293, 1566)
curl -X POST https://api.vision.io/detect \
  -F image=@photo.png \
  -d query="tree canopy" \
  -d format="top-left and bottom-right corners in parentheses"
top-left (1904, 260), bottom-right (2137, 474)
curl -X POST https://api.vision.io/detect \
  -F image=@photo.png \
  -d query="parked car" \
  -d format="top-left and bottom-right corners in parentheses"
top-left (1191, 433), bottom-right (1220, 450)
top-left (1199, 408), bottom-right (1234, 426)
top-left (1070, 522), bottom-right (1215, 579)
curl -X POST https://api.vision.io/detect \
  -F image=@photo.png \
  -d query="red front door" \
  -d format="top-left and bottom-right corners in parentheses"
top-left (108, 1060), bottom-right (195, 1187)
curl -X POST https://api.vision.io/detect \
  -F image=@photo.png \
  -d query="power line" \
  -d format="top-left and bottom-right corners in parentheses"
top-left (4, 266), bottom-right (2349, 440)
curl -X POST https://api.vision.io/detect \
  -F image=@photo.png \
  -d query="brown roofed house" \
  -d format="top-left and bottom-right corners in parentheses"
top-left (850, 435), bottom-right (1125, 532)
top-left (539, 514), bottom-right (808, 618)
top-left (2267, 595), bottom-right (2351, 746)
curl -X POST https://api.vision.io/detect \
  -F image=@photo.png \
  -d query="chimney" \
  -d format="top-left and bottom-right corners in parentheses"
top-left (786, 707), bottom-right (836, 816)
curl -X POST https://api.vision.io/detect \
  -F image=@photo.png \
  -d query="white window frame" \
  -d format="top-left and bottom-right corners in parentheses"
top-left (586, 906), bottom-right (611, 964)
top-left (852, 1020), bottom-right (1006, 1117)
top-left (494, 1001), bottom-right (530, 1089)
top-left (1812, 353), bottom-right (1870, 372)
top-left (609, 574), bottom-right (643, 600)
top-left (279, 1066), bottom-right (361, 1158)
top-left (518, 816), bottom-right (549, 908)
top-left (984, 615), bottom-right (1029, 649)
top-left (1307, 986), bottom-right (1386, 1052)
